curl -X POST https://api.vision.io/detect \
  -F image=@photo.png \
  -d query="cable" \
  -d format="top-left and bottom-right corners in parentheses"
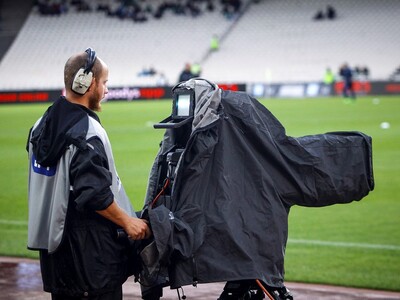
top-left (255, 279), bottom-right (275, 300)
top-left (151, 178), bottom-right (170, 208)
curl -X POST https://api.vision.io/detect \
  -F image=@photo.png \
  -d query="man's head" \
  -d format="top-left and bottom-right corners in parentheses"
top-left (64, 49), bottom-right (108, 111)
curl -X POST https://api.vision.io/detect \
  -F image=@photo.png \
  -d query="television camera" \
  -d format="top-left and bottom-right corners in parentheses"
top-left (136, 81), bottom-right (293, 300)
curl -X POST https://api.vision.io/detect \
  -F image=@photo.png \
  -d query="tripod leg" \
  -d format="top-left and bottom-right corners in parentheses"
top-left (218, 280), bottom-right (265, 300)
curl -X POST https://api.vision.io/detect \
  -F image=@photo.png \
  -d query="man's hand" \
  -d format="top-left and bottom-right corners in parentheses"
top-left (96, 200), bottom-right (152, 240)
top-left (124, 217), bottom-right (152, 240)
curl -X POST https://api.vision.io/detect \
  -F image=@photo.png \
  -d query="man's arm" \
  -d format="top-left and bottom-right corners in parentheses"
top-left (97, 200), bottom-right (151, 240)
top-left (70, 137), bottom-right (151, 239)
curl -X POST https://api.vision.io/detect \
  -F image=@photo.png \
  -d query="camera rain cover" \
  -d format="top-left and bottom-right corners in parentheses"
top-left (143, 78), bottom-right (374, 289)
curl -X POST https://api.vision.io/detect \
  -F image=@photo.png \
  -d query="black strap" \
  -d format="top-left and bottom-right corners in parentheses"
top-left (84, 47), bottom-right (96, 74)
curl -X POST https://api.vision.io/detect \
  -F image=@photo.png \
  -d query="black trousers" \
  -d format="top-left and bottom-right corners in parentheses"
top-left (51, 286), bottom-right (123, 300)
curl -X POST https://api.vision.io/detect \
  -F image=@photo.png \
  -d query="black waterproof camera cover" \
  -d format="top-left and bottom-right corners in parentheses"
top-left (142, 78), bottom-right (374, 290)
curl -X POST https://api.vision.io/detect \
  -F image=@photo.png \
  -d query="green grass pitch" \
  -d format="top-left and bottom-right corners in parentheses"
top-left (0, 95), bottom-right (399, 291)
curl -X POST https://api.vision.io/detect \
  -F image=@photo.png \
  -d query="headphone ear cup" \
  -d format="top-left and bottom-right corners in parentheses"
top-left (72, 68), bottom-right (93, 95)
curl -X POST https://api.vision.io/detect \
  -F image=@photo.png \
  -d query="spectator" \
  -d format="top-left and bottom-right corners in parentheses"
top-left (323, 67), bottom-right (335, 86)
top-left (138, 66), bottom-right (157, 77)
top-left (313, 9), bottom-right (325, 21)
top-left (313, 5), bottom-right (336, 21)
top-left (357, 65), bottom-right (370, 95)
top-left (354, 65), bottom-right (369, 81)
top-left (206, 0), bottom-right (215, 12)
top-left (37, 0), bottom-right (65, 16)
top-left (354, 65), bottom-right (361, 77)
top-left (191, 62), bottom-right (201, 77)
top-left (339, 63), bottom-right (356, 100)
top-left (187, 1), bottom-right (201, 17)
top-left (75, 0), bottom-right (91, 12)
top-left (156, 72), bottom-right (168, 86)
top-left (210, 34), bottom-right (220, 52)
top-left (178, 63), bottom-right (195, 82)
top-left (221, 0), bottom-right (242, 20)
top-left (326, 5), bottom-right (337, 20)
top-left (361, 66), bottom-right (370, 80)
top-left (389, 65), bottom-right (400, 81)
top-left (96, 0), bottom-right (110, 13)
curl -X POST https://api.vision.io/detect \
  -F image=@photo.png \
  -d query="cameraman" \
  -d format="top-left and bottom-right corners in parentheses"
top-left (27, 49), bottom-right (151, 299)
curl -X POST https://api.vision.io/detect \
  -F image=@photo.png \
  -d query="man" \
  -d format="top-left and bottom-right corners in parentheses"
top-left (210, 34), bottom-right (219, 52)
top-left (339, 62), bottom-right (356, 100)
top-left (26, 48), bottom-right (150, 299)
top-left (178, 62), bottom-right (194, 83)
top-left (323, 67), bottom-right (335, 86)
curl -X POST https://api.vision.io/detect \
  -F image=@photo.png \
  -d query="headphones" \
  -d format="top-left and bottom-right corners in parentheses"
top-left (71, 47), bottom-right (97, 95)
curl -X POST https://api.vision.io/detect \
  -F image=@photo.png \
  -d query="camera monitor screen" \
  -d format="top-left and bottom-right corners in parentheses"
top-left (175, 94), bottom-right (191, 118)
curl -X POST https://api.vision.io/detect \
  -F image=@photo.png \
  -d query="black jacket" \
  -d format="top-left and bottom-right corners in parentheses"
top-left (28, 97), bottom-right (134, 297)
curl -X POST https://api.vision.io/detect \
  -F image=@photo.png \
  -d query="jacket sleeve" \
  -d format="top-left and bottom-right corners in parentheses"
top-left (70, 136), bottom-right (114, 211)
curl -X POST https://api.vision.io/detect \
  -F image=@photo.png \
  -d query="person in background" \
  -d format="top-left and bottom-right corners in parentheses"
top-left (156, 72), bottom-right (168, 86)
top-left (210, 34), bottom-right (220, 52)
top-left (324, 67), bottom-right (336, 86)
top-left (339, 62), bottom-right (356, 101)
top-left (313, 9), bottom-right (325, 20)
top-left (190, 62), bottom-right (202, 77)
top-left (26, 48), bottom-right (151, 300)
top-left (178, 62), bottom-right (195, 82)
top-left (323, 67), bottom-right (336, 96)
top-left (326, 5), bottom-right (337, 20)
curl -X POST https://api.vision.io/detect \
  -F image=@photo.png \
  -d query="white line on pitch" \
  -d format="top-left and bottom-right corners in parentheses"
top-left (289, 239), bottom-right (400, 251)
top-left (1, 219), bottom-right (399, 251)
top-left (0, 219), bottom-right (27, 226)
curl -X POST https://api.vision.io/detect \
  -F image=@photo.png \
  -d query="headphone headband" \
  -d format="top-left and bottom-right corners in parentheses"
top-left (83, 47), bottom-right (96, 74)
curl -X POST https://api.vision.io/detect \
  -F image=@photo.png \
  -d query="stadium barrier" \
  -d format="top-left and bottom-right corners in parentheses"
top-left (247, 81), bottom-right (400, 99)
top-left (0, 82), bottom-right (398, 105)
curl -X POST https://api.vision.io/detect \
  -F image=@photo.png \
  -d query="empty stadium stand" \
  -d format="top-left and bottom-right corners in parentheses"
top-left (0, 0), bottom-right (33, 61)
top-left (0, 0), bottom-right (399, 91)
top-left (202, 0), bottom-right (400, 84)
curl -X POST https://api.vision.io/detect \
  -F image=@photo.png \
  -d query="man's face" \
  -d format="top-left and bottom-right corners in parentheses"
top-left (89, 66), bottom-right (109, 112)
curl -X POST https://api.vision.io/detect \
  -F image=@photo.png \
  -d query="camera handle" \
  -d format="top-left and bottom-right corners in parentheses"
top-left (153, 116), bottom-right (194, 129)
